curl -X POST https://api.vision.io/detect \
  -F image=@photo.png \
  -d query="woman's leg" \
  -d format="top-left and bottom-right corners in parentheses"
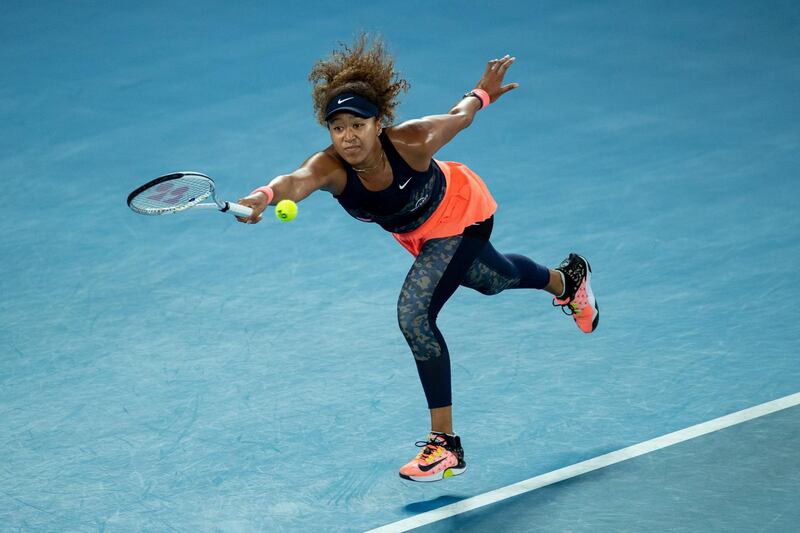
top-left (396, 219), bottom-right (492, 432)
top-left (461, 240), bottom-right (559, 295)
top-left (461, 242), bottom-right (600, 332)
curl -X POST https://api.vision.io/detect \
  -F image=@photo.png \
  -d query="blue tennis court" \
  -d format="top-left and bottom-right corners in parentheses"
top-left (2, 1), bottom-right (798, 531)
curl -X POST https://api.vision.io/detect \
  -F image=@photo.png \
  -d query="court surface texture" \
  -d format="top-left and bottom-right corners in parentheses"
top-left (2, 1), bottom-right (798, 531)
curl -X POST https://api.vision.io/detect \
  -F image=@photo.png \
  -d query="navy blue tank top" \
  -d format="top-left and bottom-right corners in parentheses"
top-left (334, 132), bottom-right (446, 233)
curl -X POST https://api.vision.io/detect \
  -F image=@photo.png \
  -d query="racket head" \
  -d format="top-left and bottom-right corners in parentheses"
top-left (127, 172), bottom-right (217, 215)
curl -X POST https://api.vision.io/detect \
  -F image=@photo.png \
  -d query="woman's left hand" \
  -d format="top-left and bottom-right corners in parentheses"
top-left (476, 54), bottom-right (519, 103)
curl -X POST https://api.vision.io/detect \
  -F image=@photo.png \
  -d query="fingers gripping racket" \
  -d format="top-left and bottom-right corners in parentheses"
top-left (127, 172), bottom-right (253, 218)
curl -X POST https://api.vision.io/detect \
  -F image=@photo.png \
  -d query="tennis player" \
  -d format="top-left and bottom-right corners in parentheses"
top-left (237, 35), bottom-right (599, 482)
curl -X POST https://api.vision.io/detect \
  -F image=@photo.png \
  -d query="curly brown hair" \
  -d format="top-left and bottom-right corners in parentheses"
top-left (309, 33), bottom-right (410, 127)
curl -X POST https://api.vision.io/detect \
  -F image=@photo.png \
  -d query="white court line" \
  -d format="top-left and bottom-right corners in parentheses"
top-left (365, 391), bottom-right (800, 533)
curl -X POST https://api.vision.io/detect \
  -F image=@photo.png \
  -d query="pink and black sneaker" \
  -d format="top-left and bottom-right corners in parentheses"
top-left (553, 253), bottom-right (599, 333)
top-left (399, 432), bottom-right (466, 482)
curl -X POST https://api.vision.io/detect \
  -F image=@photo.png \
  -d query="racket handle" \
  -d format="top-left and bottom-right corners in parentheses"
top-left (225, 202), bottom-right (254, 218)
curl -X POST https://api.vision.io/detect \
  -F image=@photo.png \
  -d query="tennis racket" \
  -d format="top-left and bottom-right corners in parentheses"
top-left (127, 171), bottom-right (253, 218)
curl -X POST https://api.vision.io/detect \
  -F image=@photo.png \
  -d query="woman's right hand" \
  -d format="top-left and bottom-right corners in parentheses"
top-left (235, 191), bottom-right (270, 224)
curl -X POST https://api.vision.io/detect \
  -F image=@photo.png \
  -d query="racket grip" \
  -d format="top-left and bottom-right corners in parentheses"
top-left (225, 202), bottom-right (254, 218)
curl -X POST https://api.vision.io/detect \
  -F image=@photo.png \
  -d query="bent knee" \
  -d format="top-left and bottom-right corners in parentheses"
top-left (397, 307), bottom-right (442, 361)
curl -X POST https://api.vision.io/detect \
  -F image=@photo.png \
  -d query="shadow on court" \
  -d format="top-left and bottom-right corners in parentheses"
top-left (403, 494), bottom-right (468, 514)
top-left (413, 473), bottom-right (612, 533)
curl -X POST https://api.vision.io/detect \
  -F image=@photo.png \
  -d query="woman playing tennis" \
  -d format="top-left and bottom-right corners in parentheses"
top-left (237, 35), bottom-right (599, 482)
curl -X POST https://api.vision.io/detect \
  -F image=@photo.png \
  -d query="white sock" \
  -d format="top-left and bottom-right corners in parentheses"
top-left (557, 271), bottom-right (567, 298)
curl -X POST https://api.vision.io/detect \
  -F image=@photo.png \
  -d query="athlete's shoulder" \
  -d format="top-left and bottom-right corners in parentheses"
top-left (386, 120), bottom-right (432, 146)
top-left (386, 121), bottom-right (435, 171)
top-left (314, 146), bottom-right (343, 166)
top-left (298, 146), bottom-right (344, 172)
top-left (311, 146), bottom-right (347, 194)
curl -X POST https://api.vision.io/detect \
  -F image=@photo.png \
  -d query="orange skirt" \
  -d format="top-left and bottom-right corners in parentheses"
top-left (392, 160), bottom-right (497, 256)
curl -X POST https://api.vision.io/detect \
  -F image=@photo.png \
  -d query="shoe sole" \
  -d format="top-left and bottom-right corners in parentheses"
top-left (577, 255), bottom-right (599, 333)
top-left (399, 464), bottom-right (467, 482)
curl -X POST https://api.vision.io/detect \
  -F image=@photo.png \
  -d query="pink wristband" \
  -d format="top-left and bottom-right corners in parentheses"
top-left (250, 186), bottom-right (274, 204)
top-left (471, 88), bottom-right (491, 109)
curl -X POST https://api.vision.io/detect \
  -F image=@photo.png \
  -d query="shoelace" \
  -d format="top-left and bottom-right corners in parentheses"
top-left (553, 298), bottom-right (580, 316)
top-left (414, 437), bottom-right (447, 461)
top-left (554, 282), bottom-right (588, 316)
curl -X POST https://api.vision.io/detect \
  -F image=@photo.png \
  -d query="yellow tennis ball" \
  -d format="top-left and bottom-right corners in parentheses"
top-left (275, 199), bottom-right (298, 222)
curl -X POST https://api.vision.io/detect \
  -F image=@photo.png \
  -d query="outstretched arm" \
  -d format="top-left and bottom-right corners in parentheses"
top-left (235, 149), bottom-right (343, 224)
top-left (390, 55), bottom-right (519, 165)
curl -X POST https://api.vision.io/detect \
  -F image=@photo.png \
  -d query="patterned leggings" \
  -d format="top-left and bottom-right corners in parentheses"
top-left (396, 217), bottom-right (551, 408)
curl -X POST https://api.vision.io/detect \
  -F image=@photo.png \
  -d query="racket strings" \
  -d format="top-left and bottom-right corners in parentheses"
top-left (130, 176), bottom-right (213, 215)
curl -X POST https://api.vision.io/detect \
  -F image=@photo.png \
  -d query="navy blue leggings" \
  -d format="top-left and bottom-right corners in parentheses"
top-left (396, 217), bottom-right (550, 408)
